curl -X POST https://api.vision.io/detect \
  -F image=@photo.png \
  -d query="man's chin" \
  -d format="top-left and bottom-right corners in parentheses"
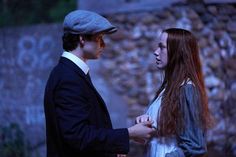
top-left (83, 54), bottom-right (100, 60)
top-left (85, 56), bottom-right (98, 60)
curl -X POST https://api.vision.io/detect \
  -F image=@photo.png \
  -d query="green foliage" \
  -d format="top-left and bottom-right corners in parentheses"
top-left (49, 0), bottom-right (76, 22)
top-left (0, 0), bottom-right (76, 27)
top-left (0, 123), bottom-right (28, 157)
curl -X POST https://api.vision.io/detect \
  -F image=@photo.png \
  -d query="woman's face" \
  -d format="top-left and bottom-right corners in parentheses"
top-left (154, 32), bottom-right (168, 70)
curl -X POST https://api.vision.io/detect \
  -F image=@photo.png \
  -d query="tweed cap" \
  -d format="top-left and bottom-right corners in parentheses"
top-left (63, 10), bottom-right (117, 35)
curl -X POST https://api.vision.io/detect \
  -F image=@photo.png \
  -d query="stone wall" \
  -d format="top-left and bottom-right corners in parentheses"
top-left (100, 2), bottom-right (236, 157)
top-left (0, 2), bottom-right (235, 157)
top-left (0, 24), bottom-right (62, 157)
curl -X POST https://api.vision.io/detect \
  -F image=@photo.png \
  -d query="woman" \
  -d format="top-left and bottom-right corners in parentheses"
top-left (136, 28), bottom-right (213, 157)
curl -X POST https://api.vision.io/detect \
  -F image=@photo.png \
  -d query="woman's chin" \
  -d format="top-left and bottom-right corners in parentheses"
top-left (156, 65), bottom-right (166, 70)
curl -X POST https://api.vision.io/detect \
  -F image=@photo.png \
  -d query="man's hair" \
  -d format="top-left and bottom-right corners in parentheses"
top-left (62, 33), bottom-right (81, 52)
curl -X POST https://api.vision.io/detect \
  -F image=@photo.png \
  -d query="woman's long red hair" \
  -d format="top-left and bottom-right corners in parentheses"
top-left (156, 28), bottom-right (213, 137)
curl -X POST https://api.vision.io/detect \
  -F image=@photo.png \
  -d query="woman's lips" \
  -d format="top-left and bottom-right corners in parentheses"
top-left (156, 58), bottom-right (161, 62)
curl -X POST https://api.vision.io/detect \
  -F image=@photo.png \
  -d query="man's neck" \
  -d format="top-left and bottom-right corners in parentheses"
top-left (70, 48), bottom-right (87, 62)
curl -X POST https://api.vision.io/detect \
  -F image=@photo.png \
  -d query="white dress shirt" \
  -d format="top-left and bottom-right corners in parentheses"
top-left (61, 51), bottom-right (89, 75)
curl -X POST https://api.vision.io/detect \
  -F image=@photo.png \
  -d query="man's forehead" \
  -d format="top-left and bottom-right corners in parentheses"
top-left (93, 32), bottom-right (105, 38)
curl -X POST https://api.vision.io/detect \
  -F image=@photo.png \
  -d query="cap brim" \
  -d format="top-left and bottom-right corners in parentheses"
top-left (97, 26), bottom-right (117, 34)
top-left (104, 27), bottom-right (117, 34)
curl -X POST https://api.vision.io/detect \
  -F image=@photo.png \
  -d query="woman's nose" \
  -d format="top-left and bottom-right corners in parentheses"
top-left (154, 49), bottom-right (159, 56)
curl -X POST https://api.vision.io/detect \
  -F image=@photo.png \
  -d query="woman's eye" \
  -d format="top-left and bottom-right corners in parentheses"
top-left (159, 45), bottom-right (166, 50)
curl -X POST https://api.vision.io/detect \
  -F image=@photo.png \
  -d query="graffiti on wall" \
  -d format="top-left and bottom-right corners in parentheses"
top-left (0, 32), bottom-right (59, 125)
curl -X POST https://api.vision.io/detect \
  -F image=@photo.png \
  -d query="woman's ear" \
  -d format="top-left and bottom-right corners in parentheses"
top-left (79, 36), bottom-right (85, 48)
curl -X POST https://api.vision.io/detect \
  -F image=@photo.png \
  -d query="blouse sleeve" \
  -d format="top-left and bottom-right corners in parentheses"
top-left (165, 84), bottom-right (207, 157)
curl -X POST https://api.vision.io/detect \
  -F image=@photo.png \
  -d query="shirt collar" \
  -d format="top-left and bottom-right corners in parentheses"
top-left (61, 51), bottom-right (89, 74)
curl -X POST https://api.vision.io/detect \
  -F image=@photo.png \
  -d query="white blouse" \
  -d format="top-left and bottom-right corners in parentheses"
top-left (145, 90), bottom-right (178, 157)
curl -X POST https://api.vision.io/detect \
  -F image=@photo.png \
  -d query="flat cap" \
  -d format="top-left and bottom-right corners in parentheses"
top-left (63, 10), bottom-right (117, 35)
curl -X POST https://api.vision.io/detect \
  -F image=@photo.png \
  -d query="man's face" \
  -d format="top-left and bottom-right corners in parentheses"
top-left (154, 32), bottom-right (168, 70)
top-left (82, 33), bottom-right (105, 59)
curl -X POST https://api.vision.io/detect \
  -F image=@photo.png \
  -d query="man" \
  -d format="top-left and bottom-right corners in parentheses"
top-left (44, 10), bottom-right (154, 157)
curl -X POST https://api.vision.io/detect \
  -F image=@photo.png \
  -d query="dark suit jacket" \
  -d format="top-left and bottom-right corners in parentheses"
top-left (44, 57), bottom-right (129, 157)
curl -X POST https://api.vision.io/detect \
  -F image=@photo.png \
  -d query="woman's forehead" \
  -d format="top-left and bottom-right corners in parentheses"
top-left (159, 32), bottom-right (168, 44)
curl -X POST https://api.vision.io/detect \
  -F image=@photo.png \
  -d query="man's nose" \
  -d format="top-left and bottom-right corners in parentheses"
top-left (100, 39), bottom-right (105, 48)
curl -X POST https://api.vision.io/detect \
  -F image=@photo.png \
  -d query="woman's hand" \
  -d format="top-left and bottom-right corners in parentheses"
top-left (133, 115), bottom-right (156, 144)
top-left (135, 115), bottom-right (153, 124)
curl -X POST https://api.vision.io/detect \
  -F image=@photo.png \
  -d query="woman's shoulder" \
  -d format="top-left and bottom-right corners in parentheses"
top-left (178, 80), bottom-right (203, 127)
top-left (180, 79), bottom-right (198, 95)
top-left (179, 80), bottom-right (201, 111)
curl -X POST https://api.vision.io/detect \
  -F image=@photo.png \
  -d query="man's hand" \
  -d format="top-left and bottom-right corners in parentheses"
top-left (117, 154), bottom-right (127, 157)
top-left (128, 121), bottom-right (156, 143)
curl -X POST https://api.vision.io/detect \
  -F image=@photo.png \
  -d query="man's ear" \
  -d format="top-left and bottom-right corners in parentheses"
top-left (79, 36), bottom-right (85, 48)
